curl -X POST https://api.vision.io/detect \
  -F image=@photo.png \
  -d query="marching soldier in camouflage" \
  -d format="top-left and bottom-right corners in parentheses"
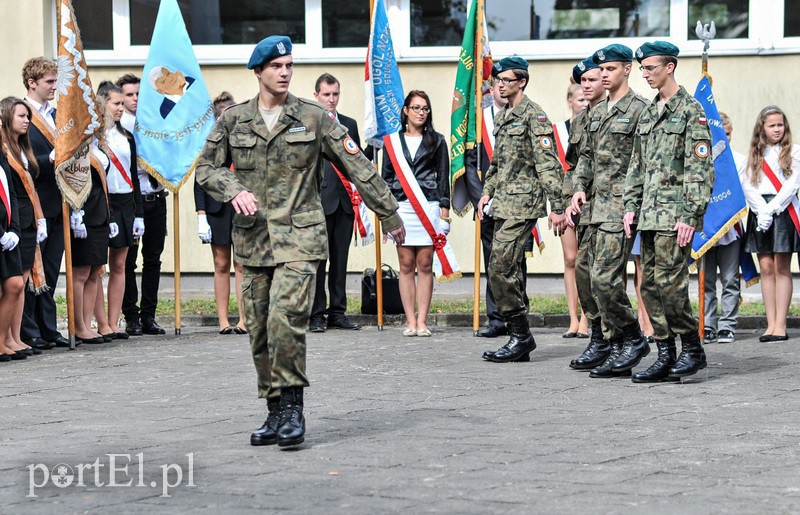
top-left (196, 36), bottom-right (405, 447)
top-left (623, 41), bottom-right (714, 382)
top-left (477, 56), bottom-right (567, 363)
top-left (570, 44), bottom-right (651, 378)
top-left (563, 57), bottom-right (606, 370)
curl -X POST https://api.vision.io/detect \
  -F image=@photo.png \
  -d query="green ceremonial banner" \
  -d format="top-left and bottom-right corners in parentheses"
top-left (449, 0), bottom-right (484, 217)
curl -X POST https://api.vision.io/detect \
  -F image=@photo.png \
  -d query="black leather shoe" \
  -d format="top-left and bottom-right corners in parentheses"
top-left (477, 324), bottom-right (508, 338)
top-left (769, 333), bottom-right (789, 342)
top-left (115, 332), bottom-right (130, 340)
top-left (9, 351), bottom-right (27, 360)
top-left (251, 398), bottom-right (281, 446)
top-left (24, 337), bottom-right (55, 350)
top-left (308, 316), bottom-right (326, 333)
top-left (327, 316), bottom-right (361, 330)
top-left (570, 320), bottom-right (609, 370)
top-left (126, 319), bottom-right (143, 336)
top-left (142, 318), bottom-right (166, 335)
top-left (589, 339), bottom-right (631, 378)
top-left (669, 331), bottom-right (707, 378)
top-left (632, 338), bottom-right (680, 383)
top-left (488, 316), bottom-right (536, 363)
top-left (50, 335), bottom-right (71, 348)
top-left (277, 387), bottom-right (305, 448)
top-left (611, 326), bottom-right (650, 372)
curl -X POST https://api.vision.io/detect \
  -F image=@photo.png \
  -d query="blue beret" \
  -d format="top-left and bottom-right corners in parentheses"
top-left (492, 56), bottom-right (528, 77)
top-left (572, 57), bottom-right (600, 83)
top-left (247, 35), bottom-right (292, 70)
top-left (592, 44), bottom-right (633, 64)
top-left (635, 41), bottom-right (680, 62)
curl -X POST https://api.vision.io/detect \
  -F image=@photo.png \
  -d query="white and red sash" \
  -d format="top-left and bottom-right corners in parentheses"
top-left (106, 147), bottom-right (135, 190)
top-left (0, 165), bottom-right (10, 227)
top-left (384, 132), bottom-right (461, 281)
top-left (761, 159), bottom-right (800, 236)
top-left (332, 165), bottom-right (375, 246)
top-left (553, 121), bottom-right (569, 173)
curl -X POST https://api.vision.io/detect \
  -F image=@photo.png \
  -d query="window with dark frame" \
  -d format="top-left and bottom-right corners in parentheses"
top-left (73, 0), bottom-right (114, 50)
top-left (688, 0), bottom-right (748, 40)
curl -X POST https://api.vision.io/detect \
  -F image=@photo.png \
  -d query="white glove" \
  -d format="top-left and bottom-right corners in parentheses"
top-left (73, 223), bottom-right (87, 239)
top-left (109, 222), bottom-right (119, 239)
top-left (197, 214), bottom-right (212, 243)
top-left (69, 210), bottom-right (84, 230)
top-left (133, 217), bottom-right (145, 237)
top-left (36, 219), bottom-right (48, 244)
top-left (757, 212), bottom-right (773, 232)
top-left (0, 232), bottom-right (19, 251)
top-left (482, 198), bottom-right (494, 218)
top-left (437, 219), bottom-right (450, 236)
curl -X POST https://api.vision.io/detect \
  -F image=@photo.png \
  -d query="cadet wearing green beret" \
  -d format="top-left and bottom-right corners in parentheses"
top-left (623, 41), bottom-right (714, 382)
top-left (478, 57), bottom-right (567, 363)
top-left (569, 43), bottom-right (651, 377)
top-left (197, 36), bottom-right (406, 447)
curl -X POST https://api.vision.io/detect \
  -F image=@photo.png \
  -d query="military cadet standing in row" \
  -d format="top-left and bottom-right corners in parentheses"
top-left (569, 45), bottom-right (650, 378)
top-left (564, 56), bottom-right (605, 369)
top-left (196, 36), bottom-right (405, 448)
top-left (623, 41), bottom-right (714, 382)
top-left (476, 57), bottom-right (566, 363)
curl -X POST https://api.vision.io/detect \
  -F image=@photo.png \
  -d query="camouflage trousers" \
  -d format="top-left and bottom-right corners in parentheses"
top-left (577, 224), bottom-right (638, 340)
top-left (488, 218), bottom-right (536, 321)
top-left (241, 261), bottom-right (318, 400)
top-left (639, 230), bottom-right (696, 340)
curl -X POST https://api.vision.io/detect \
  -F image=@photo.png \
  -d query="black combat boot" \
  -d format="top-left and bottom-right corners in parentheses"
top-left (488, 316), bottom-right (536, 363)
top-left (668, 331), bottom-right (707, 378)
top-left (589, 337), bottom-right (631, 378)
top-left (277, 387), bottom-right (306, 448)
top-left (611, 323), bottom-right (650, 372)
top-left (250, 398), bottom-right (281, 446)
top-left (570, 319), bottom-right (610, 370)
top-left (632, 338), bottom-right (679, 383)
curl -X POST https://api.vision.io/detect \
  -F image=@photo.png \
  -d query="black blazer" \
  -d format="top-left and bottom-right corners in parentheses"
top-left (0, 151), bottom-right (21, 238)
top-left (9, 165), bottom-right (34, 231)
top-left (110, 131), bottom-right (144, 217)
top-left (28, 115), bottom-right (62, 218)
top-left (320, 113), bottom-right (361, 216)
top-left (194, 175), bottom-right (225, 215)
top-left (382, 131), bottom-right (451, 208)
top-left (82, 158), bottom-right (110, 227)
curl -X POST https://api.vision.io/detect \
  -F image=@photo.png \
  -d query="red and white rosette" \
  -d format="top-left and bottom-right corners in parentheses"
top-left (333, 165), bottom-right (375, 246)
top-left (384, 132), bottom-right (461, 282)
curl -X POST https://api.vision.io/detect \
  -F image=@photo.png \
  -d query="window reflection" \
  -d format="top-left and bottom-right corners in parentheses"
top-left (322, 0), bottom-right (370, 47)
top-left (73, 0), bottom-right (113, 50)
top-left (688, 0), bottom-right (748, 39)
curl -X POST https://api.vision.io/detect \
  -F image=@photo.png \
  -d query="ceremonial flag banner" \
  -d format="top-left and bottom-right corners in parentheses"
top-left (364, 0), bottom-right (404, 142)
top-left (691, 76), bottom-right (758, 284)
top-left (135, 0), bottom-right (215, 192)
top-left (449, 0), bottom-right (492, 216)
top-left (54, 0), bottom-right (100, 210)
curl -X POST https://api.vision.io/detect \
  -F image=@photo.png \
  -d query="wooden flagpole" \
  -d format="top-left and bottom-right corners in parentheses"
top-left (174, 193), bottom-right (181, 335)
top-left (369, 0), bottom-right (385, 331)
top-left (62, 202), bottom-right (77, 350)
top-left (472, 0), bottom-right (485, 335)
top-left (697, 21), bottom-right (716, 341)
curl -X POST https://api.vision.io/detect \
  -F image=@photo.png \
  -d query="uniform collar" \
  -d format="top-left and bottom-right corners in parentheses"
top-left (652, 85), bottom-right (687, 115)
top-left (506, 95), bottom-right (532, 118)
top-left (241, 93), bottom-right (304, 141)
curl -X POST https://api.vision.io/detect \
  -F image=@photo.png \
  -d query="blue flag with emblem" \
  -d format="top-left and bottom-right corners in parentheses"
top-left (692, 76), bottom-right (758, 285)
top-left (134, 0), bottom-right (215, 192)
top-left (364, 0), bottom-right (404, 144)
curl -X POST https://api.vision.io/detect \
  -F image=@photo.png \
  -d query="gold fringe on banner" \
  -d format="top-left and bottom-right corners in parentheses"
top-left (436, 270), bottom-right (463, 283)
top-left (689, 206), bottom-right (749, 269)
top-left (137, 154), bottom-right (199, 194)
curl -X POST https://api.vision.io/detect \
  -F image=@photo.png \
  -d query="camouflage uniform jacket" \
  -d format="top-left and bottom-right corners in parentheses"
top-left (623, 86), bottom-right (714, 232)
top-left (562, 107), bottom-right (591, 212)
top-left (195, 93), bottom-right (402, 266)
top-left (574, 89), bottom-right (648, 225)
top-left (482, 95), bottom-right (564, 219)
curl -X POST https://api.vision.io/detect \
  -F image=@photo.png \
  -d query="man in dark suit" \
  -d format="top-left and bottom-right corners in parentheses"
top-left (21, 57), bottom-right (70, 349)
top-left (308, 74), bottom-right (362, 332)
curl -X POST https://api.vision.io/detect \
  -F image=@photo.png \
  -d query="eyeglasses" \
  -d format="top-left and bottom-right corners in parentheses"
top-left (408, 105), bottom-right (430, 113)
top-left (493, 77), bottom-right (521, 85)
top-left (639, 64), bottom-right (665, 73)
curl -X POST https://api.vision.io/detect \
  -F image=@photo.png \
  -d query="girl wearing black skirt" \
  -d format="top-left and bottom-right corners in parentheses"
top-left (0, 97), bottom-right (48, 357)
top-left (92, 82), bottom-right (143, 340)
top-left (69, 135), bottom-right (115, 344)
top-left (0, 144), bottom-right (25, 362)
top-left (741, 106), bottom-right (800, 342)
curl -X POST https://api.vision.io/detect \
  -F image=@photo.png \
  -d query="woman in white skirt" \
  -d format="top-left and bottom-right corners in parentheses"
top-left (741, 106), bottom-right (800, 342)
top-left (382, 91), bottom-right (450, 337)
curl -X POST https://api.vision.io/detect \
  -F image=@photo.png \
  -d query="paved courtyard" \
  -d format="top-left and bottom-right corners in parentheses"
top-left (1, 326), bottom-right (799, 513)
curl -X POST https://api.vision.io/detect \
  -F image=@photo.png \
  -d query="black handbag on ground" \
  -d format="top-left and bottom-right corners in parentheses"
top-left (361, 264), bottom-right (404, 315)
